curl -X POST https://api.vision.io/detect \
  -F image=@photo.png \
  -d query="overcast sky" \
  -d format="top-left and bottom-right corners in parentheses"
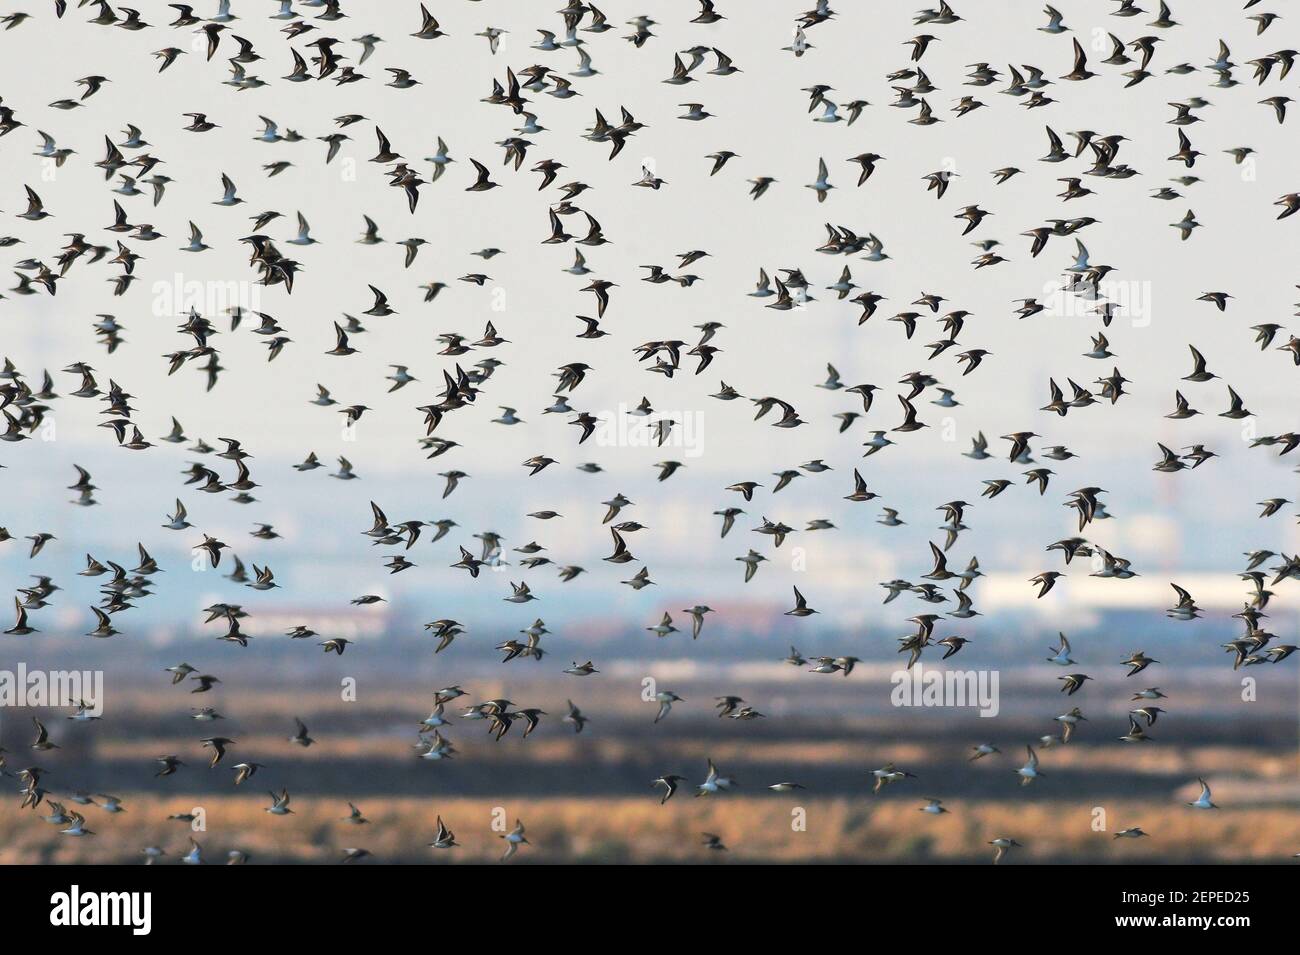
top-left (1, 1), bottom-right (1297, 635)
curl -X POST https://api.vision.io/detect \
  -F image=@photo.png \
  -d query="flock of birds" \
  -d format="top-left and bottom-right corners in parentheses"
top-left (0, 0), bottom-right (1298, 864)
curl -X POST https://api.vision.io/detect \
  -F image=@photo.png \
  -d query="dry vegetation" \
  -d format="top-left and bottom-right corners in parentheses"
top-left (3, 666), bottom-right (1296, 863)
top-left (4, 794), bottom-right (1300, 864)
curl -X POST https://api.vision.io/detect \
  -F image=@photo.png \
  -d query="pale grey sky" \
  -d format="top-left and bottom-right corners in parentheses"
top-left (0, 0), bottom-right (1297, 632)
